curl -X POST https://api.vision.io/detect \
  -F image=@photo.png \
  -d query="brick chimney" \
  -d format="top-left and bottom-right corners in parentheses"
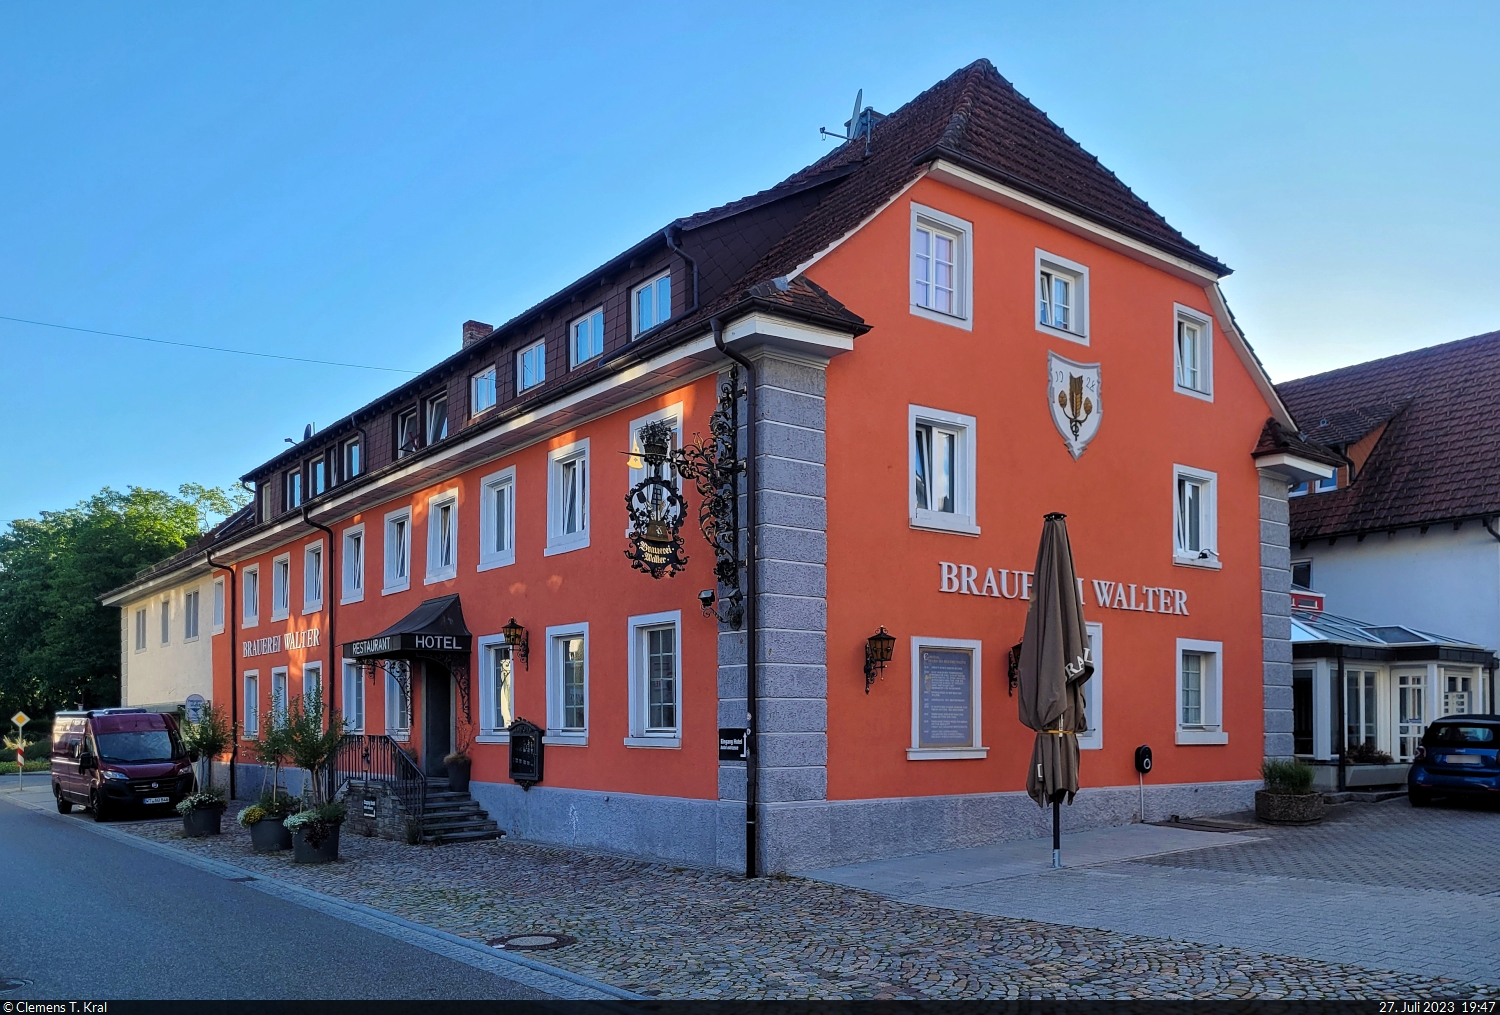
top-left (462, 320), bottom-right (494, 347)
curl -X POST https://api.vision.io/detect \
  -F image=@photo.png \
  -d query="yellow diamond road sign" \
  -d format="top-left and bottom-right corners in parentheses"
top-left (11, 712), bottom-right (28, 728)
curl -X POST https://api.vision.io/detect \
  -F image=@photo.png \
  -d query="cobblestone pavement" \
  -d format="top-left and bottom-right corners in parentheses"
top-left (111, 809), bottom-right (1495, 1000)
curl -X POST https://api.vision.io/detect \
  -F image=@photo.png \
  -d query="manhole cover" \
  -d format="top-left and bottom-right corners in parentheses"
top-left (488, 933), bottom-right (576, 951)
top-left (1, 978), bottom-right (32, 992)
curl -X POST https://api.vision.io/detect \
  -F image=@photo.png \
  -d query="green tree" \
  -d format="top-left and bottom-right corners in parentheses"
top-left (0, 484), bottom-right (248, 719)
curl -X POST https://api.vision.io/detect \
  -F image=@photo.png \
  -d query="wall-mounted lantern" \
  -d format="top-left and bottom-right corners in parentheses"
top-left (501, 617), bottom-right (530, 670)
top-left (864, 627), bottom-right (897, 693)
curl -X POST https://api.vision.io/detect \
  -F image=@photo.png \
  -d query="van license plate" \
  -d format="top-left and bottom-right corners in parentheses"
top-left (143, 796), bottom-right (170, 805)
top-left (1443, 755), bottom-right (1481, 765)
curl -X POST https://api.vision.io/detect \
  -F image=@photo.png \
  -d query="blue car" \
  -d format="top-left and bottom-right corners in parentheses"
top-left (1408, 714), bottom-right (1500, 807)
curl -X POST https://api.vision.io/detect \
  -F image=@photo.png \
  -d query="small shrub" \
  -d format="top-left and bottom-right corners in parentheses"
top-left (1261, 758), bottom-right (1315, 795)
top-left (176, 786), bottom-right (227, 816)
top-left (1342, 741), bottom-right (1395, 765)
top-left (237, 805), bottom-right (268, 827)
top-left (405, 819), bottom-right (421, 845)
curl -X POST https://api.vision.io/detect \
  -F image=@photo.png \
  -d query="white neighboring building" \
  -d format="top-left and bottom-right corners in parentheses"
top-left (102, 554), bottom-right (221, 713)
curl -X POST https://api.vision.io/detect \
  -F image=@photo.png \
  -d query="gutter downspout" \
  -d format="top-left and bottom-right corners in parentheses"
top-left (713, 315), bottom-right (758, 879)
top-left (1334, 646), bottom-right (1346, 794)
top-left (664, 223), bottom-right (700, 319)
top-left (302, 505), bottom-right (337, 718)
top-left (206, 550), bottom-right (238, 802)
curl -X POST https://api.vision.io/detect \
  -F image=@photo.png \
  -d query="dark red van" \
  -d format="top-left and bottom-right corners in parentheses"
top-left (51, 709), bottom-right (197, 821)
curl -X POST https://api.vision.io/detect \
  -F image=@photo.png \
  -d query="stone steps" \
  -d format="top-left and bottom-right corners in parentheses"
top-left (418, 779), bottom-right (500, 844)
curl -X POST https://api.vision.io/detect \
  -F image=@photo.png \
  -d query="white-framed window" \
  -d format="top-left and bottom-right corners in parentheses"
top-left (478, 467), bottom-right (516, 571)
top-left (310, 458), bottom-right (327, 497)
top-left (1442, 667), bottom-right (1476, 716)
top-left (284, 468), bottom-right (303, 512)
top-left (270, 667), bottom-right (289, 728)
top-left (385, 662), bottom-right (411, 739)
top-left (1036, 250), bottom-right (1089, 343)
top-left (1396, 670), bottom-right (1425, 762)
top-left (302, 662), bottom-right (322, 708)
top-left (1077, 622), bottom-right (1103, 751)
top-left (184, 588), bottom-right (200, 642)
top-left (572, 308), bottom-right (605, 366)
top-left (270, 553), bottom-right (291, 621)
top-left (160, 597), bottom-right (171, 645)
top-left (395, 407), bottom-right (419, 458)
top-left (1173, 304), bottom-right (1213, 399)
top-left (545, 622), bottom-right (588, 745)
top-left (546, 438), bottom-right (590, 555)
top-left (626, 611), bottom-right (682, 747)
top-left (1172, 464), bottom-right (1220, 568)
top-left (471, 367), bottom-right (497, 415)
top-left (383, 507), bottom-right (412, 594)
top-left (211, 578), bottom-right (225, 634)
top-left (244, 671), bottom-right (260, 739)
top-left (908, 637), bottom-right (986, 759)
top-left (1291, 560), bottom-right (1312, 589)
top-left (517, 339), bottom-right (546, 392)
top-left (425, 394), bottom-right (448, 445)
top-left (134, 608), bottom-right (147, 652)
top-left (342, 660), bottom-right (364, 734)
top-left (1288, 479), bottom-right (1309, 498)
top-left (425, 492), bottom-right (458, 583)
top-left (1314, 472), bottom-right (1339, 494)
top-left (910, 203), bottom-right (972, 329)
top-left (1176, 638), bottom-right (1226, 744)
top-left (303, 541), bottom-right (324, 613)
top-left (242, 565), bottom-right (260, 627)
top-left (341, 524), bottom-right (365, 604)
top-left (476, 634), bottom-right (516, 742)
top-left (909, 405), bottom-right (979, 536)
top-left (1344, 668), bottom-right (1377, 748)
top-left (632, 271), bottom-right (672, 336)
top-left (343, 437), bottom-right (362, 480)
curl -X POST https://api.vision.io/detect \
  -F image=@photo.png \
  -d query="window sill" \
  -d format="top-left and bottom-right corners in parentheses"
top-left (624, 736), bottom-right (681, 749)
top-left (381, 579), bottom-right (411, 596)
top-left (1035, 321), bottom-right (1088, 346)
top-left (423, 569), bottom-right (458, 586)
top-left (302, 603), bottom-right (323, 616)
top-left (388, 730), bottom-right (410, 743)
top-left (1173, 382), bottom-right (1214, 403)
top-left (1176, 729), bottom-right (1228, 745)
top-left (476, 732), bottom-right (511, 744)
top-left (243, 618), bottom-right (260, 629)
top-left (909, 303), bottom-right (973, 331)
top-left (1078, 739), bottom-right (1103, 751)
top-left (907, 747), bottom-right (988, 760)
top-left (339, 593), bottom-right (365, 606)
top-left (544, 732), bottom-right (587, 747)
top-left (477, 555), bottom-right (516, 573)
top-left (544, 534), bottom-right (590, 557)
top-left (270, 610), bottom-right (289, 624)
top-left (184, 636), bottom-right (199, 645)
top-left (1172, 555), bottom-right (1223, 570)
top-left (910, 514), bottom-right (981, 537)
top-left (211, 628), bottom-right (225, 637)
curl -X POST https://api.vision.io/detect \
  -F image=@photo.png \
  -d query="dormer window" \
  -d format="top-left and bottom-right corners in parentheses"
top-left (343, 438), bottom-right (361, 480)
top-left (310, 458), bottom-right (326, 497)
top-left (284, 469), bottom-right (303, 512)
top-left (396, 408), bottom-right (418, 459)
top-left (425, 395), bottom-right (448, 445)
top-left (572, 308), bottom-right (605, 366)
top-left (632, 272), bottom-right (671, 337)
top-left (518, 339), bottom-right (545, 392)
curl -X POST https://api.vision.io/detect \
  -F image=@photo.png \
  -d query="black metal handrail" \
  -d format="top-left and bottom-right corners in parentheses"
top-left (329, 733), bottom-right (426, 837)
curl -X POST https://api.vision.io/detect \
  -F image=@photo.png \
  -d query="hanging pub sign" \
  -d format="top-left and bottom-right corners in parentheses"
top-left (624, 419), bottom-right (690, 578)
top-left (507, 717), bottom-right (545, 790)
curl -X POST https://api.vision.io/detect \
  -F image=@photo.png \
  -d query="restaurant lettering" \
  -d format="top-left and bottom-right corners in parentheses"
top-left (938, 561), bottom-right (1189, 616)
top-left (241, 627), bottom-right (321, 658)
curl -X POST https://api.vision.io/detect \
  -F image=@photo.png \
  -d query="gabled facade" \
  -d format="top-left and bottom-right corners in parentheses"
top-left (134, 60), bottom-right (1317, 871)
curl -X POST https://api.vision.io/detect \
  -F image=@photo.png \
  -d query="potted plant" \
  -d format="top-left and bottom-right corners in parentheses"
top-left (1255, 758), bottom-right (1325, 824)
top-left (179, 702), bottom-right (231, 792)
top-left (177, 786), bottom-right (228, 837)
top-left (445, 716), bottom-right (475, 792)
top-left (238, 790), bottom-right (302, 852)
top-left (280, 685), bottom-right (348, 863)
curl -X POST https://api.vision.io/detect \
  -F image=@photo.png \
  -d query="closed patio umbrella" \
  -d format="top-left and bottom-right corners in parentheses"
top-left (1016, 512), bottom-right (1092, 869)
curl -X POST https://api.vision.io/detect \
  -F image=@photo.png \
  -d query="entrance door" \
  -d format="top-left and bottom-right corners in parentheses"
top-left (1345, 670), bottom-right (1377, 751)
top-left (423, 663), bottom-right (452, 778)
top-left (1396, 672), bottom-right (1425, 762)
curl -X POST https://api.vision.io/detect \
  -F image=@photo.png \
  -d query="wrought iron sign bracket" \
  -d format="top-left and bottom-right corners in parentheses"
top-left (673, 368), bottom-right (747, 629)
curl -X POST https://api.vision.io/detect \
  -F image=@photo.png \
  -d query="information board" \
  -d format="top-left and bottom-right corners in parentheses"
top-left (918, 648), bottom-right (974, 748)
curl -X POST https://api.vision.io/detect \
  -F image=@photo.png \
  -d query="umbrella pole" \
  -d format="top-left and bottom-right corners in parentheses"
top-left (1051, 794), bottom-right (1061, 869)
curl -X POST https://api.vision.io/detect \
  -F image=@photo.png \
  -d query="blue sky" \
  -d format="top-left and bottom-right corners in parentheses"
top-left (2, 2), bottom-right (1496, 524)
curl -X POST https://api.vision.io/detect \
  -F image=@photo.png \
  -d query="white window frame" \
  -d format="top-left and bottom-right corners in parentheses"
top-left (571, 307), bottom-right (605, 367)
top-left (342, 660), bottom-right (364, 734)
top-left (625, 403), bottom-right (684, 536)
top-left (341, 524), bottom-right (365, 605)
top-left (909, 203), bottom-right (973, 330)
top-left (160, 597), bottom-right (171, 646)
top-left (385, 662), bottom-right (411, 740)
top-left (475, 633), bottom-right (517, 743)
top-left (134, 607), bottom-right (147, 652)
top-left (471, 366), bottom-right (497, 416)
top-left (270, 667), bottom-right (289, 728)
top-left (244, 670), bottom-right (260, 739)
top-left (517, 339), bottom-right (546, 393)
top-left (242, 565), bottom-right (260, 627)
top-left (626, 610), bottom-right (683, 748)
top-left (383, 507), bottom-right (412, 595)
top-left (183, 588), bottom-right (200, 643)
top-left (1172, 464), bottom-right (1221, 569)
top-left (343, 437), bottom-right (362, 480)
top-left (908, 405), bottom-right (980, 536)
top-left (425, 393), bottom-right (449, 445)
top-left (631, 271), bottom-right (672, 337)
top-left (270, 553), bottom-right (291, 622)
top-left (1175, 638), bottom-right (1227, 744)
top-left (425, 491), bottom-right (459, 584)
top-left (1173, 304), bottom-right (1214, 401)
top-left (395, 407), bottom-right (419, 458)
top-left (211, 577), bottom-right (225, 634)
top-left (546, 438), bottom-right (590, 556)
top-left (545, 622), bottom-right (589, 745)
top-left (907, 636), bottom-right (986, 760)
top-left (302, 541), bottom-right (324, 614)
top-left (478, 467), bottom-right (517, 571)
top-left (1035, 249), bottom-right (1090, 344)
top-left (1078, 622), bottom-right (1103, 751)
top-left (302, 662), bottom-right (322, 708)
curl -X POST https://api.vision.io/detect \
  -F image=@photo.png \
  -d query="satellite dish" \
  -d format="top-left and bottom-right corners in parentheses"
top-left (850, 88), bottom-right (863, 137)
top-left (303, 423), bottom-right (314, 440)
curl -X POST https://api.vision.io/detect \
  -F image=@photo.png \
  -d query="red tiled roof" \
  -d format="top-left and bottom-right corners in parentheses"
top-left (1251, 418), bottom-right (1344, 467)
top-left (1278, 330), bottom-right (1500, 539)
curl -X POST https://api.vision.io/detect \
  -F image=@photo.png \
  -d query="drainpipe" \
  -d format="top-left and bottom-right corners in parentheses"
top-left (664, 224), bottom-right (699, 319)
top-left (206, 550), bottom-right (238, 801)
top-left (713, 315), bottom-right (758, 879)
top-left (302, 505), bottom-right (337, 718)
top-left (1334, 646), bottom-right (1346, 793)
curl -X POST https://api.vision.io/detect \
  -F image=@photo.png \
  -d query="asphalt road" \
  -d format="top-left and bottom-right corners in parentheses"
top-left (0, 778), bottom-right (554, 1000)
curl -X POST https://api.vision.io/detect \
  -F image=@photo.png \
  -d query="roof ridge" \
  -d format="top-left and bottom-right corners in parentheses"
top-left (1279, 329), bottom-right (1500, 390)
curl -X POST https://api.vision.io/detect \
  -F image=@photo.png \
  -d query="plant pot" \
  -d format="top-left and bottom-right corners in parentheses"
top-left (250, 817), bottom-right (294, 852)
top-left (293, 823), bottom-right (341, 864)
top-left (1255, 790), bottom-right (1326, 825)
top-left (446, 759), bottom-right (471, 793)
top-left (182, 803), bottom-right (225, 838)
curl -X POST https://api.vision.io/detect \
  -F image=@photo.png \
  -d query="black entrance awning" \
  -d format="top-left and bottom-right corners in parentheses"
top-left (345, 594), bottom-right (472, 660)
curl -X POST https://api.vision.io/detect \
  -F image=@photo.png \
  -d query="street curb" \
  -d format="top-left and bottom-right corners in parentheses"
top-left (0, 788), bottom-right (644, 1001)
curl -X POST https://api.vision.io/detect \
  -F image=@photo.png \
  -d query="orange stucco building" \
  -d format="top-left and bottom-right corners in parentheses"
top-left (116, 61), bottom-right (1336, 871)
